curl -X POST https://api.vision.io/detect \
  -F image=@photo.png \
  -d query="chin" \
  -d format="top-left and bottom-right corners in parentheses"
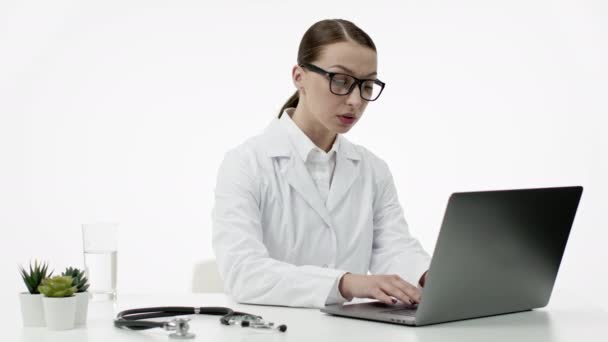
top-left (335, 125), bottom-right (353, 134)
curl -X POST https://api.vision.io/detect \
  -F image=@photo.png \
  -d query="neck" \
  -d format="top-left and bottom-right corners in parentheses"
top-left (290, 105), bottom-right (337, 153)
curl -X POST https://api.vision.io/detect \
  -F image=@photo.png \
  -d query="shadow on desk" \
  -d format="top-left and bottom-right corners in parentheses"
top-left (318, 310), bottom-right (562, 342)
top-left (412, 308), bottom-right (607, 342)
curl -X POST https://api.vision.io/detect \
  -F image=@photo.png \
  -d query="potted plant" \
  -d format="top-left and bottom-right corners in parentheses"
top-left (61, 267), bottom-right (90, 325)
top-left (18, 260), bottom-right (53, 327)
top-left (38, 275), bottom-right (78, 330)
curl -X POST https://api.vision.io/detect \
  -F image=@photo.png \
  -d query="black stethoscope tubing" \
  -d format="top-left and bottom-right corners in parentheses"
top-left (114, 306), bottom-right (262, 330)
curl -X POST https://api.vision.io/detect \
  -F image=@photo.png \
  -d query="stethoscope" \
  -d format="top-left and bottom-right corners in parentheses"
top-left (114, 306), bottom-right (287, 339)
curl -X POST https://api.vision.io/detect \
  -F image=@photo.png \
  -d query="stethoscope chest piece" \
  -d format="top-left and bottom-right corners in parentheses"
top-left (166, 318), bottom-right (196, 340)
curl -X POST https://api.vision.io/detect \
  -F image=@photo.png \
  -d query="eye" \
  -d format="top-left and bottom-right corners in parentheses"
top-left (332, 75), bottom-right (352, 87)
top-left (362, 81), bottom-right (375, 92)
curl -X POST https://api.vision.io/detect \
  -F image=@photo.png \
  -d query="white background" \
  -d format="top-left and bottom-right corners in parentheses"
top-left (1, 0), bottom-right (606, 318)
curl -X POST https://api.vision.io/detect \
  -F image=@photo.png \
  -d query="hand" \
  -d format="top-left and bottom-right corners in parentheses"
top-left (338, 273), bottom-right (422, 305)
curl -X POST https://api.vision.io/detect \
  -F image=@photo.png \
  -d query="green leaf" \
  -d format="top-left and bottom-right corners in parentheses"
top-left (37, 275), bottom-right (76, 297)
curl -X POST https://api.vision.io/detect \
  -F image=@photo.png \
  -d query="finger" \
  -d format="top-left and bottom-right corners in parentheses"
top-left (380, 283), bottom-right (415, 305)
top-left (371, 287), bottom-right (397, 305)
top-left (390, 276), bottom-right (422, 303)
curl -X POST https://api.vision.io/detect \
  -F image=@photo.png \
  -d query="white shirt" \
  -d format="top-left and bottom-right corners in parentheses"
top-left (280, 108), bottom-right (348, 304)
top-left (211, 109), bottom-right (431, 308)
top-left (281, 108), bottom-right (338, 204)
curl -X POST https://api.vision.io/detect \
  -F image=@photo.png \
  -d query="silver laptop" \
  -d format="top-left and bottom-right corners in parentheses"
top-left (321, 186), bottom-right (583, 326)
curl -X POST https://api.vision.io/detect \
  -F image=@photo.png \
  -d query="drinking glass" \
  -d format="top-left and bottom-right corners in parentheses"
top-left (81, 223), bottom-right (118, 301)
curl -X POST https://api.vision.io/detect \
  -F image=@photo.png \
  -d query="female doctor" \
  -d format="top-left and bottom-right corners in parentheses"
top-left (212, 19), bottom-right (430, 309)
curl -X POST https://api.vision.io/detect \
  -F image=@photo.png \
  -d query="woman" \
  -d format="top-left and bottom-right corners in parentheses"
top-left (212, 19), bottom-right (430, 309)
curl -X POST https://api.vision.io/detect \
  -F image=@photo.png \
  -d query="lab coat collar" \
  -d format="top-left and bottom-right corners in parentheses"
top-left (265, 109), bottom-right (361, 161)
top-left (261, 111), bottom-right (362, 225)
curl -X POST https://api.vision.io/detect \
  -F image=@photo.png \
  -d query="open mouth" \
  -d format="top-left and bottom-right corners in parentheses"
top-left (338, 114), bottom-right (356, 125)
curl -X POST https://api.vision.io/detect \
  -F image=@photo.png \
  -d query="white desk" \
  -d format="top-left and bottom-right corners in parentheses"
top-left (12, 292), bottom-right (608, 341)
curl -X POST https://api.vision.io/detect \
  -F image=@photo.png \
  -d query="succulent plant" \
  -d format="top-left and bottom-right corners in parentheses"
top-left (37, 276), bottom-right (77, 298)
top-left (61, 267), bottom-right (90, 293)
top-left (19, 260), bottom-right (54, 294)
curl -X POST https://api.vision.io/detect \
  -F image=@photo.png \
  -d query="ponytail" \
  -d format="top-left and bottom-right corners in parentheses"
top-left (278, 90), bottom-right (300, 118)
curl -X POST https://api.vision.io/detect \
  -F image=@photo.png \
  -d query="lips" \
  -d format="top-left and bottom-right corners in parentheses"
top-left (338, 114), bottom-right (356, 125)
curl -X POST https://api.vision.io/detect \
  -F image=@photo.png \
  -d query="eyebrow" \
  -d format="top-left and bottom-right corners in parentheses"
top-left (328, 64), bottom-right (377, 78)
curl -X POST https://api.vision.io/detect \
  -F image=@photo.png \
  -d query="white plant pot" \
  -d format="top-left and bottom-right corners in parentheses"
top-left (41, 296), bottom-right (77, 330)
top-left (19, 293), bottom-right (45, 327)
top-left (74, 292), bottom-right (90, 325)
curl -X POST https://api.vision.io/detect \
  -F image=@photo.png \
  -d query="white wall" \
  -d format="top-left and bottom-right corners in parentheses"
top-left (1, 0), bottom-right (606, 314)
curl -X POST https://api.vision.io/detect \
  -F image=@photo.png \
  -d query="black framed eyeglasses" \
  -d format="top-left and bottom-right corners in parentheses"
top-left (299, 63), bottom-right (386, 101)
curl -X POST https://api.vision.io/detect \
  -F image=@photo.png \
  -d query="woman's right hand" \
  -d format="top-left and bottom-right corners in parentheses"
top-left (338, 273), bottom-right (422, 305)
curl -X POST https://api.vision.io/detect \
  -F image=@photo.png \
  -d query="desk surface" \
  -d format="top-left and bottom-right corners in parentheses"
top-left (12, 292), bottom-right (608, 342)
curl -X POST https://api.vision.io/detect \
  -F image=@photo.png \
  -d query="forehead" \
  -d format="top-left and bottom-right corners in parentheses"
top-left (315, 40), bottom-right (377, 77)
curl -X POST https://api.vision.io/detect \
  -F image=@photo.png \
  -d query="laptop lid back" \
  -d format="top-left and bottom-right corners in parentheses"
top-left (415, 186), bottom-right (583, 326)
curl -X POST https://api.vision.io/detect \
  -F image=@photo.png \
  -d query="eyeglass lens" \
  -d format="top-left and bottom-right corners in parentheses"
top-left (330, 74), bottom-right (382, 100)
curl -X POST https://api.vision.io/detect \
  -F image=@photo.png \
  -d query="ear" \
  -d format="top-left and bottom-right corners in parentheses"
top-left (292, 65), bottom-right (305, 94)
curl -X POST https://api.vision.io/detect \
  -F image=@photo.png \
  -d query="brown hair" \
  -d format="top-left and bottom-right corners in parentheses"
top-left (277, 19), bottom-right (377, 118)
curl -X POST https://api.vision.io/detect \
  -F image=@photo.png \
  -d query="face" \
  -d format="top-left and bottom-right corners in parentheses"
top-left (292, 40), bottom-right (378, 135)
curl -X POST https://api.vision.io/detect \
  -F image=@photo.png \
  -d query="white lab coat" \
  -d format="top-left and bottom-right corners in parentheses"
top-left (211, 117), bottom-right (431, 309)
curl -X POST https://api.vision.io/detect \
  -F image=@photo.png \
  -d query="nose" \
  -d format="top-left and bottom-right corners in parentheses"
top-left (345, 84), bottom-right (363, 108)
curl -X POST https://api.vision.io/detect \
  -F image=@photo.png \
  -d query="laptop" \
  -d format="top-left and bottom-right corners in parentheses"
top-left (321, 186), bottom-right (583, 326)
